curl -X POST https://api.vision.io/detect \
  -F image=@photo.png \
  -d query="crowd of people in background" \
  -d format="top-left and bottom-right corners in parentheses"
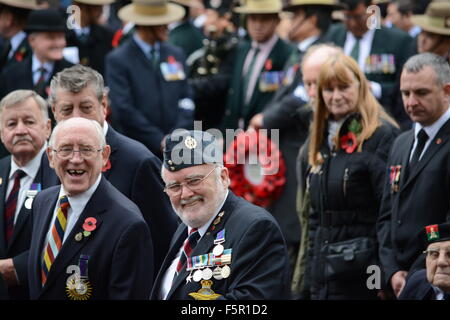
top-left (0, 0), bottom-right (449, 300)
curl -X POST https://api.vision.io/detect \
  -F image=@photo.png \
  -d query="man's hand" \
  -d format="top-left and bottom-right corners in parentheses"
top-left (391, 270), bottom-right (408, 297)
top-left (248, 113), bottom-right (263, 131)
top-left (0, 258), bottom-right (18, 287)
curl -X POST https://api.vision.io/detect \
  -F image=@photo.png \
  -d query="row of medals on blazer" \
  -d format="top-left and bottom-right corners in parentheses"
top-left (185, 211), bottom-right (232, 283)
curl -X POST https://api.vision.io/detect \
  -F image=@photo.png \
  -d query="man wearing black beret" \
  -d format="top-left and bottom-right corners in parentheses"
top-left (151, 129), bottom-right (291, 300)
top-left (400, 223), bottom-right (450, 300)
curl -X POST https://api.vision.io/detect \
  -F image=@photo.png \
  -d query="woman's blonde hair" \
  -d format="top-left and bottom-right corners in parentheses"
top-left (308, 53), bottom-right (398, 166)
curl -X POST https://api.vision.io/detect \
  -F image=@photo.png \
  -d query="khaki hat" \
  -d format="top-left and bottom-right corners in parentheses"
top-left (234, 0), bottom-right (282, 14)
top-left (0, 0), bottom-right (39, 10)
top-left (118, 0), bottom-right (185, 26)
top-left (170, 0), bottom-right (203, 8)
top-left (73, 0), bottom-right (116, 5)
top-left (283, 0), bottom-right (345, 11)
top-left (411, 1), bottom-right (450, 36)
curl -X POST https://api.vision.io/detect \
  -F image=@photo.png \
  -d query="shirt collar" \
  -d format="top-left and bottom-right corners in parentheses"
top-left (9, 31), bottom-right (27, 53)
top-left (10, 142), bottom-right (47, 180)
top-left (74, 25), bottom-right (90, 37)
top-left (60, 174), bottom-right (102, 213)
top-left (188, 189), bottom-right (229, 238)
top-left (347, 28), bottom-right (375, 42)
top-left (414, 107), bottom-right (450, 141)
top-left (32, 54), bottom-right (54, 74)
top-left (133, 33), bottom-right (160, 58)
top-left (432, 285), bottom-right (446, 300)
top-left (297, 35), bottom-right (319, 52)
top-left (102, 121), bottom-right (109, 136)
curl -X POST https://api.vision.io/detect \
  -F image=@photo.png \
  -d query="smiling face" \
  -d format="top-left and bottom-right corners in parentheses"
top-left (47, 119), bottom-right (110, 196)
top-left (0, 97), bottom-right (51, 166)
top-left (426, 240), bottom-right (450, 293)
top-left (28, 31), bottom-right (66, 62)
top-left (400, 66), bottom-right (450, 126)
top-left (162, 164), bottom-right (229, 228)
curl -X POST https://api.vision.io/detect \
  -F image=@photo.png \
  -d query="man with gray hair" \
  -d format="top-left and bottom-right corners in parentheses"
top-left (28, 117), bottom-right (153, 299)
top-left (151, 130), bottom-right (291, 300)
top-left (48, 64), bottom-right (178, 278)
top-left (0, 89), bottom-right (58, 299)
top-left (377, 52), bottom-right (450, 298)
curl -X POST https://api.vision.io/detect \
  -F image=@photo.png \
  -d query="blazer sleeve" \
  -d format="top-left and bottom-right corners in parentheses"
top-left (262, 94), bottom-right (307, 130)
top-left (105, 52), bottom-right (166, 151)
top-left (108, 219), bottom-right (154, 299)
top-left (218, 218), bottom-right (291, 300)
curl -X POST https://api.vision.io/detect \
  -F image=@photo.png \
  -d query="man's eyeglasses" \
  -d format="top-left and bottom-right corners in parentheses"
top-left (52, 146), bottom-right (103, 159)
top-left (423, 249), bottom-right (450, 260)
top-left (164, 167), bottom-right (216, 196)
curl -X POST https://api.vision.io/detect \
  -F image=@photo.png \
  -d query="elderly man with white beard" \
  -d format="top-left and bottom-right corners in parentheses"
top-left (150, 129), bottom-right (291, 300)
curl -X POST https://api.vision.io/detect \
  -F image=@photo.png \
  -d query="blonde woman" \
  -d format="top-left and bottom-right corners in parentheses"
top-left (302, 53), bottom-right (399, 299)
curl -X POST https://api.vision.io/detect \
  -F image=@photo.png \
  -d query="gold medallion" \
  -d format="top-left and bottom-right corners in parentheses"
top-left (66, 278), bottom-right (92, 300)
top-left (188, 280), bottom-right (221, 300)
top-left (184, 136), bottom-right (197, 149)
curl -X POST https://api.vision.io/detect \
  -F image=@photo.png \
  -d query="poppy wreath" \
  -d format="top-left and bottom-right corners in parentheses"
top-left (224, 130), bottom-right (286, 208)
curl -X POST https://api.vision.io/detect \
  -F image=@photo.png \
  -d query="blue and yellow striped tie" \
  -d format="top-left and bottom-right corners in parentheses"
top-left (41, 195), bottom-right (70, 285)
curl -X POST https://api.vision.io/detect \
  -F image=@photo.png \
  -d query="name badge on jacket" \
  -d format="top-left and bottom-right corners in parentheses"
top-left (160, 56), bottom-right (186, 81)
top-left (365, 54), bottom-right (396, 74)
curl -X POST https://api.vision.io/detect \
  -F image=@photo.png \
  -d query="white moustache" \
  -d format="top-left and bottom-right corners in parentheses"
top-left (181, 195), bottom-right (203, 206)
top-left (13, 136), bottom-right (33, 144)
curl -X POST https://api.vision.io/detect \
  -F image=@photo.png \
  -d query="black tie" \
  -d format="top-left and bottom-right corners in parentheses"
top-left (409, 129), bottom-right (428, 170)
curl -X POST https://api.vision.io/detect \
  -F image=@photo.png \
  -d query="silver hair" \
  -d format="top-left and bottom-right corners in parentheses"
top-left (403, 53), bottom-right (450, 86)
top-left (48, 117), bottom-right (106, 148)
top-left (0, 90), bottom-right (49, 128)
top-left (48, 65), bottom-right (105, 106)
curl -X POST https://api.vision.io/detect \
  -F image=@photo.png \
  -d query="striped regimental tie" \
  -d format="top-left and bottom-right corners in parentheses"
top-left (41, 195), bottom-right (70, 285)
top-left (174, 228), bottom-right (200, 278)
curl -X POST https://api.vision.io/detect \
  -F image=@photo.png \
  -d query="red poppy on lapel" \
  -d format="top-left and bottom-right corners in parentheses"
top-left (15, 47), bottom-right (26, 62)
top-left (340, 132), bottom-right (358, 154)
top-left (265, 59), bottom-right (272, 71)
top-left (83, 217), bottom-right (97, 232)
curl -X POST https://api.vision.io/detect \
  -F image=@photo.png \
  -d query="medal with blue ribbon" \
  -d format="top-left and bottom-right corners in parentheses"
top-left (24, 183), bottom-right (41, 209)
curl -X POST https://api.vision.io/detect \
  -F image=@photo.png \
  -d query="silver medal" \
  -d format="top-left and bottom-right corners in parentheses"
top-left (213, 244), bottom-right (224, 256)
top-left (202, 268), bottom-right (213, 280)
top-left (24, 197), bottom-right (33, 209)
top-left (221, 265), bottom-right (231, 279)
top-left (193, 269), bottom-right (203, 282)
top-left (213, 267), bottom-right (223, 280)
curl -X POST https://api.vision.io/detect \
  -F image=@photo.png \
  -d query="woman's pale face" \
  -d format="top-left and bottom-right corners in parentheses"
top-left (321, 71), bottom-right (360, 121)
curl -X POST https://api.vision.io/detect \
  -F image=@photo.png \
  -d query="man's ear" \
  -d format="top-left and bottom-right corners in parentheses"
top-left (46, 146), bottom-right (55, 169)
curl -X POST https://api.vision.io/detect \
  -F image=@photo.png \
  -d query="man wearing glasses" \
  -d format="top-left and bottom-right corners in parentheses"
top-left (324, 0), bottom-right (414, 130)
top-left (400, 223), bottom-right (450, 300)
top-left (151, 130), bottom-right (291, 300)
top-left (27, 117), bottom-right (153, 299)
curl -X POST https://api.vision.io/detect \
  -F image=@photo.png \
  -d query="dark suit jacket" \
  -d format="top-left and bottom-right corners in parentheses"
top-left (105, 38), bottom-right (194, 157)
top-left (0, 274), bottom-right (7, 300)
top-left (377, 119), bottom-right (450, 285)
top-left (222, 38), bottom-right (294, 130)
top-left (66, 24), bottom-right (114, 76)
top-left (168, 20), bottom-right (204, 58)
top-left (28, 176), bottom-right (154, 300)
top-left (104, 126), bottom-right (179, 276)
top-left (0, 55), bottom-right (73, 100)
top-left (0, 153), bottom-right (58, 300)
top-left (151, 191), bottom-right (291, 300)
top-left (323, 24), bottom-right (414, 126)
top-left (399, 269), bottom-right (435, 300)
top-left (0, 37), bottom-right (32, 73)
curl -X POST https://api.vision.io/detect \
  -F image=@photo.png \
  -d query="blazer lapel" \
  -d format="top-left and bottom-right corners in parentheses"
top-left (402, 120), bottom-right (450, 189)
top-left (398, 130), bottom-right (415, 189)
top-left (103, 127), bottom-right (119, 179)
top-left (39, 178), bottom-right (107, 296)
top-left (0, 159), bottom-right (11, 254)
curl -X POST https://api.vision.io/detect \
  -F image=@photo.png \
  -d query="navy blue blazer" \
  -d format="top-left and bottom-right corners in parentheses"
top-left (105, 38), bottom-right (194, 157)
top-left (0, 153), bottom-right (58, 300)
top-left (399, 269), bottom-right (435, 300)
top-left (28, 176), bottom-right (154, 300)
top-left (151, 192), bottom-right (291, 300)
top-left (104, 126), bottom-right (179, 275)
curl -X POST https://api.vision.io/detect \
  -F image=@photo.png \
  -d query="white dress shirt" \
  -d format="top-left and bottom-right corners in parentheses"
top-left (159, 189), bottom-right (229, 300)
top-left (7, 143), bottom-right (47, 225)
top-left (32, 54), bottom-right (54, 86)
top-left (8, 31), bottom-right (27, 59)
